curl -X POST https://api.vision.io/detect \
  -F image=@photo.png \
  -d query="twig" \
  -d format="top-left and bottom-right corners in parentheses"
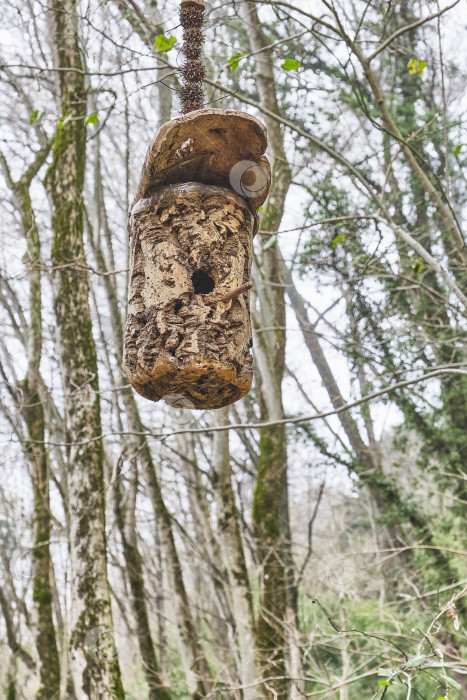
top-left (218, 282), bottom-right (252, 303)
top-left (366, 0), bottom-right (460, 62)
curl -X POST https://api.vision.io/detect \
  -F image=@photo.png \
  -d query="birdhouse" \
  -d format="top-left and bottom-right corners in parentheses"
top-left (124, 108), bottom-right (270, 409)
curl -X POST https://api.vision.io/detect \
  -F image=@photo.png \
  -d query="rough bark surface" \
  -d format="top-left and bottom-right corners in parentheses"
top-left (125, 183), bottom-right (255, 408)
top-left (124, 108), bottom-right (270, 408)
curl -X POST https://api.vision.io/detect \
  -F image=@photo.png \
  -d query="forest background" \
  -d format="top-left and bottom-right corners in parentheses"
top-left (1, 0), bottom-right (467, 698)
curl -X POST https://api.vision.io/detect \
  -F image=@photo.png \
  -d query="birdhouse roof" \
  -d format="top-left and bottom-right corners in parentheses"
top-left (130, 108), bottom-right (270, 217)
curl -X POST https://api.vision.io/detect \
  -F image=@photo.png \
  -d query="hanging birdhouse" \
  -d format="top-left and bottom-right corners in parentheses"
top-left (124, 108), bottom-right (270, 409)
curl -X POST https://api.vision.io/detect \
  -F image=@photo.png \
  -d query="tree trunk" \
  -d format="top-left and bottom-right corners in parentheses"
top-left (240, 2), bottom-right (296, 695)
top-left (21, 380), bottom-right (61, 700)
top-left (45, 0), bottom-right (124, 696)
top-left (212, 407), bottom-right (261, 699)
top-left (113, 449), bottom-right (172, 700)
top-left (122, 392), bottom-right (212, 698)
top-left (1, 144), bottom-right (61, 698)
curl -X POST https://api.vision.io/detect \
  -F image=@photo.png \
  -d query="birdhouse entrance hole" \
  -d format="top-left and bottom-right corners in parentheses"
top-left (192, 270), bottom-right (215, 295)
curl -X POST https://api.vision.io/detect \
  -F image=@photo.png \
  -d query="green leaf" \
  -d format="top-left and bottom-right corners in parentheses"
top-left (30, 110), bottom-right (45, 125)
top-left (228, 52), bottom-right (245, 71)
top-left (407, 58), bottom-right (427, 76)
top-left (378, 681), bottom-right (390, 686)
top-left (85, 113), bottom-right (98, 125)
top-left (57, 114), bottom-right (71, 130)
top-left (453, 144), bottom-right (462, 157)
top-left (282, 58), bottom-right (301, 71)
top-left (332, 234), bottom-right (345, 249)
top-left (258, 206), bottom-right (264, 212)
top-left (155, 34), bottom-right (176, 53)
top-left (263, 234), bottom-right (277, 250)
top-left (412, 258), bottom-right (423, 274)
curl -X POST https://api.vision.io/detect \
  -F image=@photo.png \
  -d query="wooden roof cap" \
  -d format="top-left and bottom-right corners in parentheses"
top-left (131, 108), bottom-right (271, 215)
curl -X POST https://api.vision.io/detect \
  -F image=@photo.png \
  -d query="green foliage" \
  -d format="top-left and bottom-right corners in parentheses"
top-left (407, 58), bottom-right (427, 76)
top-left (154, 34), bottom-right (176, 53)
top-left (85, 112), bottom-right (98, 125)
top-left (281, 58), bottom-right (301, 70)
top-left (332, 233), bottom-right (345, 248)
top-left (57, 114), bottom-right (71, 130)
top-left (29, 109), bottom-right (45, 125)
top-left (228, 51), bottom-right (245, 71)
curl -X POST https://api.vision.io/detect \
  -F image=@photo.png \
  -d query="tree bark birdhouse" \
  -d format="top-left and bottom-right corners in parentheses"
top-left (124, 108), bottom-right (270, 409)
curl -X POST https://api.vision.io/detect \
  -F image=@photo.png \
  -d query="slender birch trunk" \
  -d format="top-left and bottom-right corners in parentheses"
top-left (1, 147), bottom-right (61, 698)
top-left (44, 0), bottom-right (124, 695)
top-left (113, 450), bottom-right (172, 700)
top-left (212, 407), bottom-right (262, 699)
top-left (174, 428), bottom-right (240, 689)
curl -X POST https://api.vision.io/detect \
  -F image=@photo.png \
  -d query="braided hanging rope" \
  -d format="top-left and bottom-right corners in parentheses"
top-left (179, 0), bottom-right (206, 113)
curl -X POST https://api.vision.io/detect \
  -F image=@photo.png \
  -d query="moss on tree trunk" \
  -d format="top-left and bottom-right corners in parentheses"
top-left (21, 380), bottom-right (61, 699)
top-left (44, 0), bottom-right (124, 695)
top-left (252, 424), bottom-right (288, 691)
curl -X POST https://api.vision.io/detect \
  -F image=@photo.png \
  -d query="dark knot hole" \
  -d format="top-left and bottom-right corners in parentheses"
top-left (192, 269), bottom-right (215, 294)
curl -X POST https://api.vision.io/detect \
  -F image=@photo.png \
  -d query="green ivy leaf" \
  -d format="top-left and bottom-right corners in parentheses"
top-left (453, 144), bottom-right (462, 157)
top-left (332, 234), bottom-right (345, 249)
top-left (85, 113), bottom-right (98, 125)
top-left (57, 114), bottom-right (71, 130)
top-left (282, 58), bottom-right (301, 71)
top-left (228, 52), bottom-right (245, 71)
top-left (407, 58), bottom-right (427, 76)
top-left (155, 34), bottom-right (176, 53)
